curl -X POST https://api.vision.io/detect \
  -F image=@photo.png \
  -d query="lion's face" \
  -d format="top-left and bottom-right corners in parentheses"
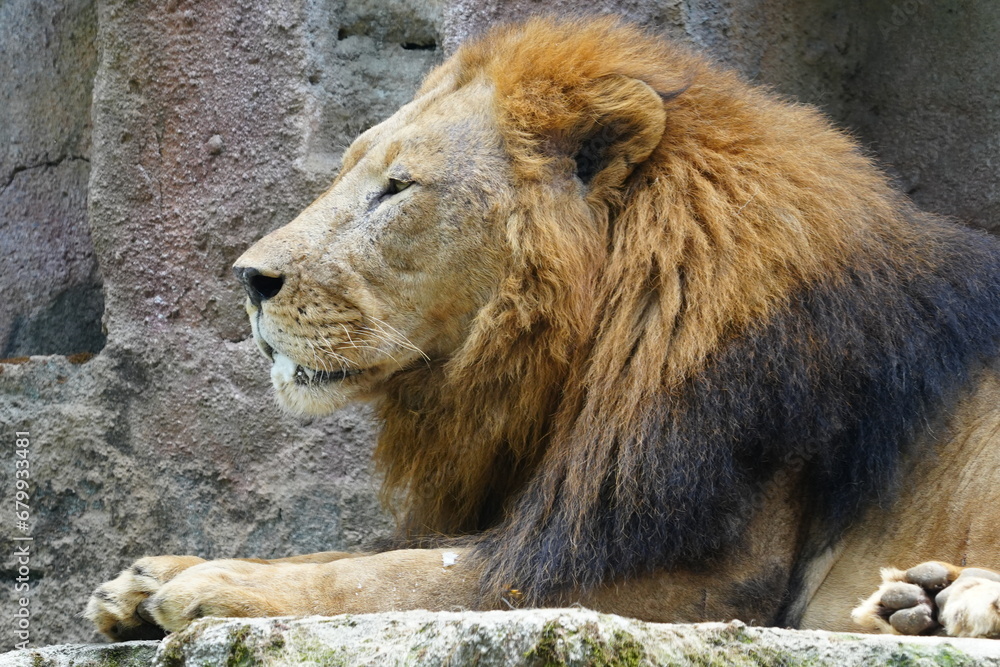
top-left (234, 78), bottom-right (515, 414)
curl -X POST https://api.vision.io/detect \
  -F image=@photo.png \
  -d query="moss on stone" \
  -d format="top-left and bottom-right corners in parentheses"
top-left (224, 626), bottom-right (254, 667)
top-left (522, 620), bottom-right (647, 666)
top-left (156, 619), bottom-right (216, 667)
top-left (268, 639), bottom-right (351, 667)
top-left (879, 645), bottom-right (982, 667)
top-left (524, 620), bottom-right (571, 666)
top-left (576, 629), bottom-right (644, 667)
top-left (155, 639), bottom-right (185, 667)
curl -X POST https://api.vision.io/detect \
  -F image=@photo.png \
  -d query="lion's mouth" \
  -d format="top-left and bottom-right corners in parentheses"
top-left (293, 363), bottom-right (363, 384)
top-left (270, 350), bottom-right (364, 386)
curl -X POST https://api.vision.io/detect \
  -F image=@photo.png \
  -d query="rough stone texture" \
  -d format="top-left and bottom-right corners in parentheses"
top-left (1, 0), bottom-right (440, 647)
top-left (0, 0), bottom-right (103, 357)
top-left (3, 611), bottom-right (1000, 666)
top-left (841, 2), bottom-right (1000, 232)
top-left (0, 641), bottom-right (157, 667)
top-left (2, 0), bottom-right (999, 651)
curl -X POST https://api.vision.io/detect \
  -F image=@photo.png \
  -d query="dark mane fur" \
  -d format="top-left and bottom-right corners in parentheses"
top-left (478, 204), bottom-right (1000, 603)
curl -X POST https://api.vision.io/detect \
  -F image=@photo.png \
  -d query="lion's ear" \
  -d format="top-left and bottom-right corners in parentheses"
top-left (570, 75), bottom-right (667, 198)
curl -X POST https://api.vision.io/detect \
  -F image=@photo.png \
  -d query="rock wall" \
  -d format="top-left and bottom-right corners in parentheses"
top-left (2, 0), bottom-right (998, 648)
top-left (0, 0), bottom-right (102, 358)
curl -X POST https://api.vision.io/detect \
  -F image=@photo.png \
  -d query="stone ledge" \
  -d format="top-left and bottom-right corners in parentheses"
top-left (3, 609), bottom-right (1000, 666)
top-left (0, 641), bottom-right (158, 667)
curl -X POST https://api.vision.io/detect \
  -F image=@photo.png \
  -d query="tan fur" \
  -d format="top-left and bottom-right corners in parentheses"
top-left (804, 370), bottom-right (1000, 635)
top-left (86, 17), bottom-right (1000, 639)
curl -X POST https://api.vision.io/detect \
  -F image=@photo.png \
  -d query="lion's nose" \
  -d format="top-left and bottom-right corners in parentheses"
top-left (233, 266), bottom-right (285, 307)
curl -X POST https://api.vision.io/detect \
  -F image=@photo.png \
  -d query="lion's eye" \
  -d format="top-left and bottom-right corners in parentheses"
top-left (387, 178), bottom-right (413, 195)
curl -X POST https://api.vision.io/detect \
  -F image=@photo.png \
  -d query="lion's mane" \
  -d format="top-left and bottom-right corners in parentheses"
top-left (373, 18), bottom-right (1000, 606)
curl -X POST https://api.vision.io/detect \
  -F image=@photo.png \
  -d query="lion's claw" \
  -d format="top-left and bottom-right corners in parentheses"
top-left (853, 561), bottom-right (1000, 638)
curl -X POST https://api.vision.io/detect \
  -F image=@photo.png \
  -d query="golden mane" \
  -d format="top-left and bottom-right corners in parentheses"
top-left (373, 17), bottom-right (1000, 603)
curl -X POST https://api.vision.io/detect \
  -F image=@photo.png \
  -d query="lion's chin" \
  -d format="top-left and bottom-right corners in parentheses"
top-left (269, 351), bottom-right (361, 416)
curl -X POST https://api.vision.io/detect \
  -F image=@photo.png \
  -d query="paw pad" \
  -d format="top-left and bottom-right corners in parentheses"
top-left (853, 561), bottom-right (1000, 638)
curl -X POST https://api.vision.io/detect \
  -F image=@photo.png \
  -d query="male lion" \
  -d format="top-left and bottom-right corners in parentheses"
top-left (87, 17), bottom-right (1000, 640)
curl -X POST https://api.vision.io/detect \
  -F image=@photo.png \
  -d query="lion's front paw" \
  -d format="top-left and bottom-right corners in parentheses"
top-left (85, 555), bottom-right (206, 641)
top-left (144, 560), bottom-right (294, 633)
top-left (852, 561), bottom-right (1000, 638)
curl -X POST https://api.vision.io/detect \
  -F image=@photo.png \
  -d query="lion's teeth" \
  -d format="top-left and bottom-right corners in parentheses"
top-left (272, 353), bottom-right (358, 386)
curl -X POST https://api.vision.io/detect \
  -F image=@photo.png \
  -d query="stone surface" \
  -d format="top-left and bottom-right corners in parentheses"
top-left (841, 2), bottom-right (1000, 233)
top-left (1, 0), bottom-right (440, 647)
top-left (0, 0), bottom-right (103, 356)
top-left (0, 641), bottom-right (157, 667)
top-left (3, 610), bottom-right (1000, 666)
top-left (3, 0), bottom-right (999, 651)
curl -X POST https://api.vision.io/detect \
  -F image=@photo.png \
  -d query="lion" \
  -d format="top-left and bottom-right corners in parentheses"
top-left (86, 17), bottom-right (1000, 641)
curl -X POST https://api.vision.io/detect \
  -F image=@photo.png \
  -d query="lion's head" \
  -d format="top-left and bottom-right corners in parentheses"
top-left (236, 17), bottom-right (1000, 605)
top-left (233, 76), bottom-right (515, 416)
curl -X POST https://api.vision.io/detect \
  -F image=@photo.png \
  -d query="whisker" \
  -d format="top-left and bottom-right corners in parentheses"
top-left (366, 315), bottom-right (430, 361)
top-left (292, 317), bottom-right (426, 374)
top-left (357, 325), bottom-right (428, 369)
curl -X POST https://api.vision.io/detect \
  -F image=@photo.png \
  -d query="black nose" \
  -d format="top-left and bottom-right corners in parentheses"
top-left (233, 266), bottom-right (284, 307)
